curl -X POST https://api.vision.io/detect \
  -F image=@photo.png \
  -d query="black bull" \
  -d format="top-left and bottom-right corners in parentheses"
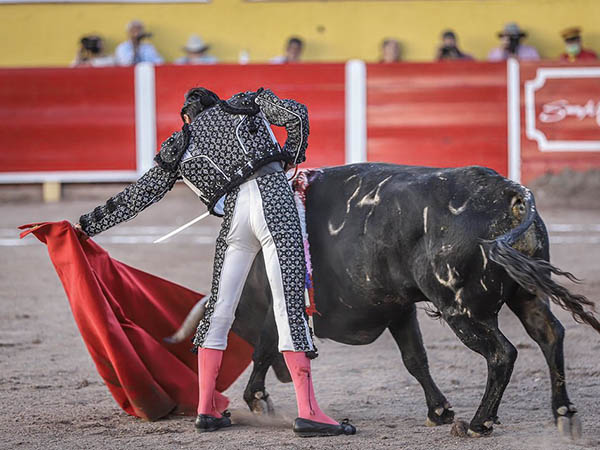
top-left (171, 163), bottom-right (600, 438)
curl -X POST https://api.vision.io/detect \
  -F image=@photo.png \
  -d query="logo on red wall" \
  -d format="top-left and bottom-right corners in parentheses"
top-left (525, 67), bottom-right (600, 151)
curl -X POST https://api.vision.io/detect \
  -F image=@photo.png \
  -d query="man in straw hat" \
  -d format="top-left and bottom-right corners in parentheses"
top-left (176, 35), bottom-right (218, 65)
top-left (559, 27), bottom-right (597, 62)
top-left (488, 22), bottom-right (540, 61)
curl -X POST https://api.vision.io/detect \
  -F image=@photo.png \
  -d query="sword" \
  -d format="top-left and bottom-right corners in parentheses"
top-left (153, 211), bottom-right (211, 243)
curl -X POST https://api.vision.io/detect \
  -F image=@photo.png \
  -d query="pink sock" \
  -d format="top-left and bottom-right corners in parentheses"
top-left (283, 351), bottom-right (338, 425)
top-left (197, 348), bottom-right (224, 418)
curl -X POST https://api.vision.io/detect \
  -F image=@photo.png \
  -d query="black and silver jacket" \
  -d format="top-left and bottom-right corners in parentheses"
top-left (79, 89), bottom-right (309, 237)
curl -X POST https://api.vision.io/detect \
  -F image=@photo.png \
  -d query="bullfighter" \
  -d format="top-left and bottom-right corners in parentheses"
top-left (75, 87), bottom-right (356, 437)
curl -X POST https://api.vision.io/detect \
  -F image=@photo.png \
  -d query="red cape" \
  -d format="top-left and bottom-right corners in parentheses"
top-left (19, 221), bottom-right (253, 421)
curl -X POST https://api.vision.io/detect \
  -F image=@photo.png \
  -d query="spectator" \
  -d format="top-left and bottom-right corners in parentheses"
top-left (270, 37), bottom-right (303, 64)
top-left (115, 20), bottom-right (164, 66)
top-left (436, 30), bottom-right (473, 61)
top-left (559, 27), bottom-right (597, 62)
top-left (71, 35), bottom-right (115, 67)
top-left (380, 38), bottom-right (401, 63)
top-left (175, 35), bottom-right (218, 65)
top-left (488, 23), bottom-right (540, 61)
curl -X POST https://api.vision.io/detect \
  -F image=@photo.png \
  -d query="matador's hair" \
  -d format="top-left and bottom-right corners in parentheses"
top-left (180, 87), bottom-right (220, 123)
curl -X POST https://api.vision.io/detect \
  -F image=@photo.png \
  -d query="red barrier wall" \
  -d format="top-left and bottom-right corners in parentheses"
top-left (155, 64), bottom-right (346, 168)
top-left (3, 62), bottom-right (599, 184)
top-left (367, 62), bottom-right (508, 175)
top-left (0, 67), bottom-right (136, 173)
top-left (519, 62), bottom-right (600, 184)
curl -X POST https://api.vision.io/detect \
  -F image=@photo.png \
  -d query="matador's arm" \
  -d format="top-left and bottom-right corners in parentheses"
top-left (254, 89), bottom-right (310, 165)
top-left (78, 129), bottom-right (189, 237)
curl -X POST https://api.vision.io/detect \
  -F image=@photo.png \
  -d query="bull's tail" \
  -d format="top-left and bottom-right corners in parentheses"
top-left (487, 186), bottom-right (600, 333)
top-left (163, 297), bottom-right (208, 344)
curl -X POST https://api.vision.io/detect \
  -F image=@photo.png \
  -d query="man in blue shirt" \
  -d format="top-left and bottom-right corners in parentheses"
top-left (115, 20), bottom-right (164, 66)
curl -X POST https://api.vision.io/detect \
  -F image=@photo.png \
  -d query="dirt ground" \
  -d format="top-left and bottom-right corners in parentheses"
top-left (1, 182), bottom-right (599, 450)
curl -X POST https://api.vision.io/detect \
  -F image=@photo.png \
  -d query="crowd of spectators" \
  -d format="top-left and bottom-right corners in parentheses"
top-left (72, 20), bottom-right (598, 68)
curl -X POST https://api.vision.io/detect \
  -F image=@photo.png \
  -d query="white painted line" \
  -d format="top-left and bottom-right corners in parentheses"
top-left (547, 224), bottom-right (600, 232)
top-left (345, 59), bottom-right (367, 164)
top-left (99, 235), bottom-right (214, 245)
top-left (135, 62), bottom-right (157, 176)
top-left (0, 226), bottom-right (216, 237)
top-left (507, 58), bottom-right (521, 183)
top-left (6, 222), bottom-right (600, 247)
top-left (7, 235), bottom-right (216, 247)
top-left (0, 170), bottom-right (140, 184)
top-left (549, 236), bottom-right (600, 244)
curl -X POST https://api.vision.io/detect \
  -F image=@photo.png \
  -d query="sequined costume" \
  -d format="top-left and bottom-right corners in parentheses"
top-left (79, 88), bottom-right (314, 352)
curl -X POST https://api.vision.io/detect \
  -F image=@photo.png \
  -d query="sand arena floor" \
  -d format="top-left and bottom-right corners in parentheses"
top-left (1, 183), bottom-right (599, 450)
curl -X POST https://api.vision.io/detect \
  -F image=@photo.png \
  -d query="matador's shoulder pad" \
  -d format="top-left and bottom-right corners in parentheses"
top-left (220, 90), bottom-right (261, 116)
top-left (154, 124), bottom-right (191, 173)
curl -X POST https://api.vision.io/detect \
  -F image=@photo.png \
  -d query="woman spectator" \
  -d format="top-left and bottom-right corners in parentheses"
top-left (380, 38), bottom-right (401, 63)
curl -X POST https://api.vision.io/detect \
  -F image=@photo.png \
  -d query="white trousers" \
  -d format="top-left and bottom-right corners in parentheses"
top-left (199, 176), bottom-right (314, 352)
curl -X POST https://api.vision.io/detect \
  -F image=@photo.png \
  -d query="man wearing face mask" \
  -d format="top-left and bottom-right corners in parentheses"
top-left (559, 27), bottom-right (597, 62)
top-left (488, 23), bottom-right (540, 62)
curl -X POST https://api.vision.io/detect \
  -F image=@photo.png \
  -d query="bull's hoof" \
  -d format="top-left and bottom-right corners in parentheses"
top-left (556, 405), bottom-right (582, 440)
top-left (425, 402), bottom-right (454, 427)
top-left (450, 419), bottom-right (493, 438)
top-left (249, 390), bottom-right (275, 415)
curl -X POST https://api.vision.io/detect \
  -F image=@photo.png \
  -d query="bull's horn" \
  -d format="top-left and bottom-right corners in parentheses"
top-left (164, 297), bottom-right (208, 344)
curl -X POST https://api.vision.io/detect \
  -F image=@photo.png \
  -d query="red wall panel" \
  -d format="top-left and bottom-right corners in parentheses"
top-left (519, 61), bottom-right (600, 184)
top-left (367, 62), bottom-right (508, 175)
top-left (0, 67), bottom-right (136, 172)
top-left (154, 64), bottom-right (345, 168)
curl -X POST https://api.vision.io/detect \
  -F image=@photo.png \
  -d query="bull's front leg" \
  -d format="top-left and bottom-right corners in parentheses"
top-left (507, 294), bottom-right (582, 440)
top-left (243, 305), bottom-right (279, 415)
top-left (442, 314), bottom-right (517, 437)
top-left (388, 305), bottom-right (454, 426)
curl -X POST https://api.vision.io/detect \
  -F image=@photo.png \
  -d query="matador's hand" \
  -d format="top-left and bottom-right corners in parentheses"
top-left (73, 223), bottom-right (90, 241)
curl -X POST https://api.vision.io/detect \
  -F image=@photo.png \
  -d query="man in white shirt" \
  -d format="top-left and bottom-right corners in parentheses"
top-left (115, 20), bottom-right (164, 66)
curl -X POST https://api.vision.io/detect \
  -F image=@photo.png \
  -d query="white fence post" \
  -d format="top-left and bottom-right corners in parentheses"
top-left (345, 59), bottom-right (367, 164)
top-left (135, 63), bottom-right (157, 176)
top-left (507, 58), bottom-right (521, 183)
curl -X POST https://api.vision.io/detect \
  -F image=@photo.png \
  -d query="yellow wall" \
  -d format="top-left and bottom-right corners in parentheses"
top-left (1, 0), bottom-right (599, 67)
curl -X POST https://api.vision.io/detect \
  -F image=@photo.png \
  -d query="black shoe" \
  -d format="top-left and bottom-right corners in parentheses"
top-left (293, 418), bottom-right (357, 437)
top-left (195, 414), bottom-right (232, 432)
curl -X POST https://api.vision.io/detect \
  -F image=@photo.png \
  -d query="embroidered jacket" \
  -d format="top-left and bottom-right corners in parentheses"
top-left (79, 89), bottom-right (309, 236)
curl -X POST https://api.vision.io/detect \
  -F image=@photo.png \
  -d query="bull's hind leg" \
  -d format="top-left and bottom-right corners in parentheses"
top-left (388, 305), bottom-right (454, 426)
top-left (442, 314), bottom-right (517, 437)
top-left (507, 294), bottom-right (581, 440)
